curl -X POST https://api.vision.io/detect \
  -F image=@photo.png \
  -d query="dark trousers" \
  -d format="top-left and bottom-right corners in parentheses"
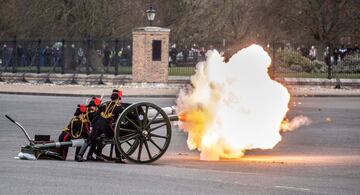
top-left (87, 123), bottom-right (114, 145)
top-left (58, 131), bottom-right (71, 160)
top-left (85, 122), bottom-right (120, 158)
top-left (58, 131), bottom-right (88, 160)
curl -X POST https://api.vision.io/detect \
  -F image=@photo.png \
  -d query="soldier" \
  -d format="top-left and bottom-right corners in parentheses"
top-left (84, 96), bottom-right (104, 161)
top-left (58, 104), bottom-right (89, 160)
top-left (85, 96), bottom-right (102, 123)
top-left (76, 89), bottom-right (125, 162)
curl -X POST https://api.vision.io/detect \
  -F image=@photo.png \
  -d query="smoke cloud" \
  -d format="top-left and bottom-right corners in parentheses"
top-left (281, 115), bottom-right (312, 132)
top-left (177, 44), bottom-right (295, 160)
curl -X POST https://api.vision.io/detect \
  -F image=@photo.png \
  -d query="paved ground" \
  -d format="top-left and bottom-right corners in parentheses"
top-left (1, 82), bottom-right (360, 97)
top-left (0, 94), bottom-right (359, 194)
top-left (0, 82), bottom-right (181, 97)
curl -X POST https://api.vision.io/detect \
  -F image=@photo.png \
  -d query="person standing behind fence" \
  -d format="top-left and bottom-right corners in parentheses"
top-left (117, 48), bottom-right (123, 66)
top-left (17, 45), bottom-right (25, 66)
top-left (182, 46), bottom-right (189, 63)
top-left (25, 46), bottom-right (33, 66)
top-left (77, 47), bottom-right (84, 67)
top-left (54, 47), bottom-right (61, 66)
top-left (200, 47), bottom-right (206, 61)
top-left (324, 46), bottom-right (332, 79)
top-left (3, 45), bottom-right (13, 69)
top-left (121, 47), bottom-right (128, 65)
top-left (333, 48), bottom-right (340, 66)
top-left (2, 45), bottom-right (8, 66)
top-left (192, 44), bottom-right (199, 62)
top-left (110, 47), bottom-right (116, 66)
top-left (44, 46), bottom-right (52, 66)
top-left (299, 45), bottom-right (309, 57)
top-left (309, 45), bottom-right (317, 61)
top-left (170, 44), bottom-right (177, 66)
top-left (103, 45), bottom-right (111, 69)
top-left (339, 44), bottom-right (347, 60)
top-left (70, 44), bottom-right (76, 68)
top-left (126, 45), bottom-right (132, 65)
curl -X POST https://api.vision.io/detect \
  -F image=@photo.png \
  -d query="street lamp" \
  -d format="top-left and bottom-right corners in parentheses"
top-left (146, 6), bottom-right (156, 26)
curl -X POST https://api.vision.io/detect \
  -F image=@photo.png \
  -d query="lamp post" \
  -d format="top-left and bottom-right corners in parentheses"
top-left (146, 6), bottom-right (156, 26)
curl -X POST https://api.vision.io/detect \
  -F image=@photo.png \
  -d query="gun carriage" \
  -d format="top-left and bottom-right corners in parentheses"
top-left (6, 102), bottom-right (179, 163)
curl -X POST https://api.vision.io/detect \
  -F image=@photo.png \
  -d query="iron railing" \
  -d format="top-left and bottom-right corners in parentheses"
top-left (1, 39), bottom-right (359, 80)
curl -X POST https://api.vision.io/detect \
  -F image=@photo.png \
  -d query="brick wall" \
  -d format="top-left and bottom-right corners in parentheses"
top-left (132, 27), bottom-right (170, 82)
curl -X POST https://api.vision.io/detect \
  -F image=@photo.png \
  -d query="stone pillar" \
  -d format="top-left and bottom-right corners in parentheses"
top-left (132, 27), bottom-right (170, 82)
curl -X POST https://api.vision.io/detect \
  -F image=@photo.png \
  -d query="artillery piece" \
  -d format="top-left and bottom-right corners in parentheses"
top-left (6, 102), bottom-right (179, 163)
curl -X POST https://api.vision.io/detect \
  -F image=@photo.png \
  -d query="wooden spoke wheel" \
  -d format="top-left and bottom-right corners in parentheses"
top-left (100, 141), bottom-right (123, 161)
top-left (114, 102), bottom-right (172, 163)
top-left (100, 138), bottom-right (137, 161)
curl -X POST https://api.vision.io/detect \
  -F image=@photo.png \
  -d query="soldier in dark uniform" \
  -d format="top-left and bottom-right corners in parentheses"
top-left (85, 96), bottom-right (102, 124)
top-left (84, 97), bottom-right (104, 161)
top-left (58, 104), bottom-right (89, 160)
top-left (76, 89), bottom-right (125, 162)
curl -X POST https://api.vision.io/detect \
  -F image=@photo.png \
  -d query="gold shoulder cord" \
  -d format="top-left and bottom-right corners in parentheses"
top-left (100, 99), bottom-right (120, 119)
top-left (70, 117), bottom-right (83, 139)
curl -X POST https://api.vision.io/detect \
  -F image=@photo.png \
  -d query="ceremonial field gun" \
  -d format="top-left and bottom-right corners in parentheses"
top-left (6, 102), bottom-right (179, 163)
top-left (5, 115), bottom-right (85, 160)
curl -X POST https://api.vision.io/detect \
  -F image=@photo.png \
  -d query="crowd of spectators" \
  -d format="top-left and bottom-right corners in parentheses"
top-left (0, 43), bottom-right (64, 68)
top-left (168, 43), bottom-right (217, 66)
top-left (0, 42), bottom-right (133, 70)
top-left (99, 44), bottom-right (132, 67)
top-left (287, 43), bottom-right (360, 64)
top-left (2, 41), bottom-right (359, 70)
top-left (169, 42), bottom-right (360, 67)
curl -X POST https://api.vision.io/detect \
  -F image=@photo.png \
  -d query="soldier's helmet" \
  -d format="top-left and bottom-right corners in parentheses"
top-left (111, 89), bottom-right (122, 100)
top-left (88, 97), bottom-right (102, 107)
top-left (74, 104), bottom-right (87, 116)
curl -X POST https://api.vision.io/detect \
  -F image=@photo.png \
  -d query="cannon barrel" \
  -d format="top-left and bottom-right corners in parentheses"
top-left (32, 139), bottom-right (84, 149)
top-left (19, 139), bottom-right (85, 160)
top-left (152, 114), bottom-right (179, 124)
top-left (147, 106), bottom-right (179, 124)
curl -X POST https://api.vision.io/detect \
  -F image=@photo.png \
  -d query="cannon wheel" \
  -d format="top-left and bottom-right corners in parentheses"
top-left (114, 102), bottom-right (172, 163)
top-left (100, 142), bottom-right (123, 162)
top-left (100, 143), bottom-right (115, 161)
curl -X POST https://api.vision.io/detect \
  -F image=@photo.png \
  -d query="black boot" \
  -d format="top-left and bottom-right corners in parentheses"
top-left (114, 146), bottom-right (125, 163)
top-left (86, 145), bottom-right (96, 161)
top-left (75, 142), bottom-right (88, 162)
top-left (94, 143), bottom-right (105, 162)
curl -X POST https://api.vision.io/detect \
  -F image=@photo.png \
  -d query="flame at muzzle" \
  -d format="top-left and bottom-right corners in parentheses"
top-left (178, 113), bottom-right (187, 122)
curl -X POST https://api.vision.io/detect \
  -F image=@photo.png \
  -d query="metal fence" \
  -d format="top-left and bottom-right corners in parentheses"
top-left (268, 42), bottom-right (360, 79)
top-left (1, 39), bottom-right (359, 80)
top-left (169, 42), bottom-right (360, 78)
top-left (0, 38), bottom-right (132, 77)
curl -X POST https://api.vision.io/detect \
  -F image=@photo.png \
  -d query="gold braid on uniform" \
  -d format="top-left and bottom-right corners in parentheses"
top-left (63, 117), bottom-right (85, 139)
top-left (100, 99), bottom-right (120, 119)
top-left (71, 118), bottom-right (83, 138)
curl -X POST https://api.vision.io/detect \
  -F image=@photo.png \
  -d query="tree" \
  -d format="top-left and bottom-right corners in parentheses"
top-left (268, 0), bottom-right (358, 46)
top-left (0, 0), bottom-right (358, 47)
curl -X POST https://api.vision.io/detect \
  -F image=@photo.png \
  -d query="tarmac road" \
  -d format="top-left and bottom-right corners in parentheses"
top-left (0, 94), bottom-right (359, 195)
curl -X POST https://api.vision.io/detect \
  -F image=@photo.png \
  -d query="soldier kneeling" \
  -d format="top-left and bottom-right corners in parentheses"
top-left (58, 104), bottom-right (89, 160)
top-left (76, 89), bottom-right (125, 162)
